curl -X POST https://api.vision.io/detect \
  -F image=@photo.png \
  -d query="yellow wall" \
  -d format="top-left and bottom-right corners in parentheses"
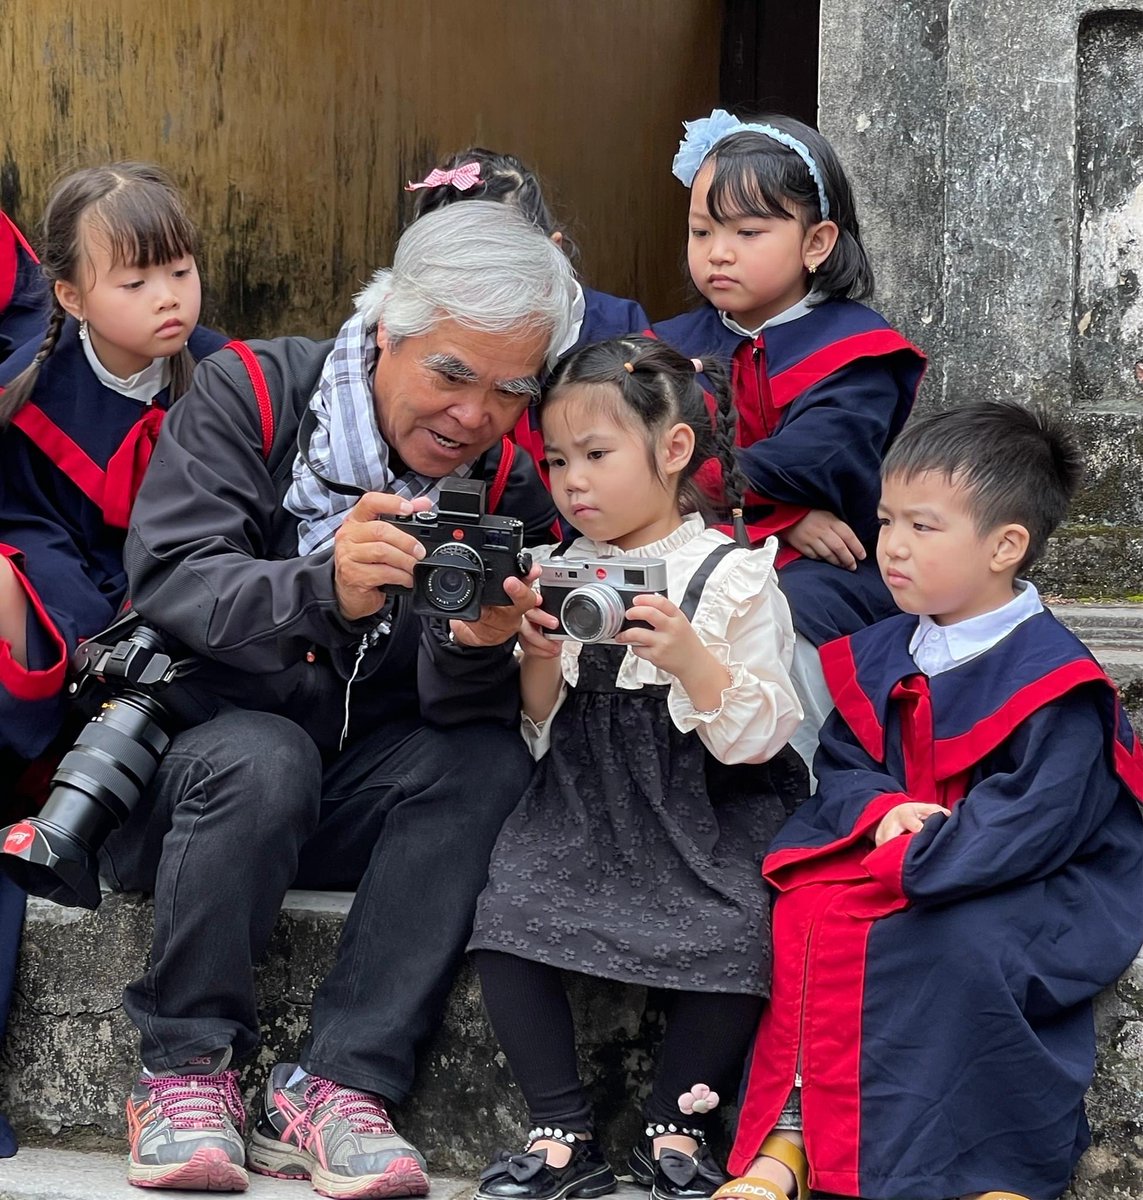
top-left (1, 0), bottom-right (721, 337)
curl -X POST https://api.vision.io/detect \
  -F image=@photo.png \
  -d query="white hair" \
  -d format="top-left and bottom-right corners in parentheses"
top-left (354, 201), bottom-right (577, 366)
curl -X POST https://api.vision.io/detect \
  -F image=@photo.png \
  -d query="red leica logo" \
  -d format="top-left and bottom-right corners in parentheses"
top-left (3, 823), bottom-right (36, 853)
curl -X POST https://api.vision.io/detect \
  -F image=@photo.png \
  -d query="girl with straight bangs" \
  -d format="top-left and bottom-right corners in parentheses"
top-left (468, 336), bottom-right (806, 1200)
top-left (655, 111), bottom-right (926, 775)
top-left (406, 146), bottom-right (651, 482)
top-left (0, 162), bottom-right (226, 766)
top-left (0, 165), bottom-right (224, 1157)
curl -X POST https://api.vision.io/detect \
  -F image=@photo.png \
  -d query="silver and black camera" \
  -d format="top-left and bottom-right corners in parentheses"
top-left (383, 479), bottom-right (532, 621)
top-left (538, 556), bottom-right (669, 645)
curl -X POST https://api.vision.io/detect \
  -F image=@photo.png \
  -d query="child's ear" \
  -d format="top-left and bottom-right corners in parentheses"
top-left (54, 278), bottom-right (83, 321)
top-left (991, 523), bottom-right (1030, 573)
top-left (661, 422), bottom-right (696, 477)
top-left (804, 220), bottom-right (840, 274)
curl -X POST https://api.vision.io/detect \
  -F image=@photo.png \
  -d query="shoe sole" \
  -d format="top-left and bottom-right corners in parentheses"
top-left (128, 1146), bottom-right (249, 1192)
top-left (248, 1130), bottom-right (430, 1199)
top-left (473, 1164), bottom-right (617, 1200)
top-left (627, 1154), bottom-right (654, 1188)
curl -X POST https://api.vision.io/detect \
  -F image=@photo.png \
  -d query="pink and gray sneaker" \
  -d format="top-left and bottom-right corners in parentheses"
top-left (247, 1062), bottom-right (430, 1199)
top-left (126, 1046), bottom-right (248, 1191)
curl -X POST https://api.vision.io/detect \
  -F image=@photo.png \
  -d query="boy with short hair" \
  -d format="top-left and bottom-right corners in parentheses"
top-left (719, 401), bottom-right (1143, 1200)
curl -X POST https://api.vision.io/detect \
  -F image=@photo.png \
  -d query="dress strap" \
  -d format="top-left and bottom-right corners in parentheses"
top-left (679, 543), bottom-right (739, 622)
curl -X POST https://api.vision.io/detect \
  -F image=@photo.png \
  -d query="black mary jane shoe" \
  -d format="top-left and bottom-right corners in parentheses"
top-left (649, 1144), bottom-right (727, 1200)
top-left (474, 1127), bottom-right (618, 1200)
top-left (627, 1123), bottom-right (726, 1198)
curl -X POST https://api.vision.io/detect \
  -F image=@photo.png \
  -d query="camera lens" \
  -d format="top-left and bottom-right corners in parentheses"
top-left (560, 585), bottom-right (626, 643)
top-left (423, 543), bottom-right (483, 612)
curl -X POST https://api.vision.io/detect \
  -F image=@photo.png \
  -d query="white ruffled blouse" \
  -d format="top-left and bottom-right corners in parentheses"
top-left (522, 513), bottom-right (803, 763)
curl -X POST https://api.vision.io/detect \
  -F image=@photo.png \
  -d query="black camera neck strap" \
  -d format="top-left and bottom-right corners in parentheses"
top-left (296, 405), bottom-right (368, 498)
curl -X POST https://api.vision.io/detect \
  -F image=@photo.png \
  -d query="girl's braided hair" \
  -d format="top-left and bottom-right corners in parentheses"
top-left (542, 336), bottom-right (748, 523)
top-left (0, 162), bottom-right (200, 425)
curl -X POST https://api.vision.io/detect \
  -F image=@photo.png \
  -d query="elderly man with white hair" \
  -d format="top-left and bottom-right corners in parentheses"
top-left (108, 202), bottom-right (577, 1196)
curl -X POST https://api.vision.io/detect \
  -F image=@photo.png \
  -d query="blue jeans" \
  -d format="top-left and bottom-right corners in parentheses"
top-left (101, 708), bottom-right (531, 1103)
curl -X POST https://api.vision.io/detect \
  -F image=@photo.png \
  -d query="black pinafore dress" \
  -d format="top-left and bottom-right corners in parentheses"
top-left (469, 546), bottom-right (805, 996)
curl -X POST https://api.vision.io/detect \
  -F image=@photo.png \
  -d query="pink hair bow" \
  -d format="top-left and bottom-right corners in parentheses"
top-left (405, 162), bottom-right (483, 192)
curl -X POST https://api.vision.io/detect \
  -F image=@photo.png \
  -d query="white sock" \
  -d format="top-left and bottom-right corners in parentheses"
top-left (287, 1065), bottom-right (311, 1089)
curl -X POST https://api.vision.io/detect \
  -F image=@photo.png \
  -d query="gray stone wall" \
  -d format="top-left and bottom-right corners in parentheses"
top-left (819, 1), bottom-right (1143, 593)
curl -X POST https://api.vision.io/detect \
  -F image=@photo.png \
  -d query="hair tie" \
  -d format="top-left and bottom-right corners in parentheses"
top-left (671, 108), bottom-right (830, 221)
top-left (623, 361), bottom-right (634, 374)
top-left (406, 162), bottom-right (482, 192)
top-left (691, 357), bottom-right (704, 373)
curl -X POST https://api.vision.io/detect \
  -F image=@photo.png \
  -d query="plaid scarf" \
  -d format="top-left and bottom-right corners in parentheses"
top-left (284, 313), bottom-right (471, 555)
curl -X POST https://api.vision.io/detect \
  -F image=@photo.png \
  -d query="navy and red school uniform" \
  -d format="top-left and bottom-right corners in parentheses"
top-left (654, 299), bottom-right (925, 645)
top-left (731, 610), bottom-right (1143, 1200)
top-left (0, 212), bottom-right (48, 365)
top-left (0, 319), bottom-right (227, 760)
top-left (512, 286), bottom-right (650, 482)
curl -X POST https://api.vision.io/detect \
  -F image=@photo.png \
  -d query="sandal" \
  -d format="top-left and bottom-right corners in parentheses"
top-left (474, 1127), bottom-right (617, 1200)
top-left (712, 1134), bottom-right (808, 1200)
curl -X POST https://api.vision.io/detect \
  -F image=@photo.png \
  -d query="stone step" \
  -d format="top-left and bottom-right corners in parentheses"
top-left (0, 890), bottom-right (667, 1176)
top-left (5, 604), bottom-right (1143, 1197)
top-left (0, 1147), bottom-right (478, 1200)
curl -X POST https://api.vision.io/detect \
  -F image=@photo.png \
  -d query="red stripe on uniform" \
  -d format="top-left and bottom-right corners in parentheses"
top-left (769, 329), bottom-right (925, 411)
top-left (0, 543), bottom-right (68, 701)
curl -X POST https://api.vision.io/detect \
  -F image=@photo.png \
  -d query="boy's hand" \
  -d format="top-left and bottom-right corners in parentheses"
top-left (784, 510), bottom-right (865, 571)
top-left (874, 802), bottom-right (947, 847)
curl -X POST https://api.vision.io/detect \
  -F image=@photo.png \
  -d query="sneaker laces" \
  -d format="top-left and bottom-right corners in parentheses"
top-left (143, 1069), bottom-right (246, 1132)
top-left (304, 1076), bottom-right (395, 1135)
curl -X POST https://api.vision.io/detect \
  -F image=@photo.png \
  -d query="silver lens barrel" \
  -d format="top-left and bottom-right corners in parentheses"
top-left (560, 585), bottom-right (626, 643)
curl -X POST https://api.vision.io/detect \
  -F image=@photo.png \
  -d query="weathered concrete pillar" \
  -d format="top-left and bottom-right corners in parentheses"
top-left (819, 0), bottom-right (1143, 595)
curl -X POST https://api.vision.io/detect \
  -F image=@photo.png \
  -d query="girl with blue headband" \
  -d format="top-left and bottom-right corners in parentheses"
top-left (656, 111), bottom-right (926, 775)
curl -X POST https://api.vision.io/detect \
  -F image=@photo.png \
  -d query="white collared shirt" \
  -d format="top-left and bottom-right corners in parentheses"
top-left (909, 581), bottom-right (1044, 677)
top-left (82, 334), bottom-right (171, 404)
top-left (719, 292), bottom-right (818, 339)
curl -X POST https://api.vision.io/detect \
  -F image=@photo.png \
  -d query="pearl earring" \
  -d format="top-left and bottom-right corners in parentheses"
top-left (78, 318), bottom-right (89, 341)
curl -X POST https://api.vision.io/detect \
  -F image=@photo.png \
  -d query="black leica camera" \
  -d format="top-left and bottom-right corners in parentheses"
top-left (0, 611), bottom-right (188, 910)
top-left (538, 556), bottom-right (669, 645)
top-left (383, 479), bottom-right (532, 622)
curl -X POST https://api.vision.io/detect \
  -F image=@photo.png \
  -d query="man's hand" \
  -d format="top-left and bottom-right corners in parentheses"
top-left (783, 509), bottom-right (866, 570)
top-left (450, 568), bottom-right (542, 648)
top-left (874, 802), bottom-right (947, 847)
top-left (332, 493), bottom-right (432, 621)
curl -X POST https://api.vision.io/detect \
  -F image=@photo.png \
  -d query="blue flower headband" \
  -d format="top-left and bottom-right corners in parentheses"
top-left (671, 108), bottom-right (831, 222)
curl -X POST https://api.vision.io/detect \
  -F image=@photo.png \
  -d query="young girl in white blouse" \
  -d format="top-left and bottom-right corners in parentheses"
top-left (469, 337), bottom-right (805, 1200)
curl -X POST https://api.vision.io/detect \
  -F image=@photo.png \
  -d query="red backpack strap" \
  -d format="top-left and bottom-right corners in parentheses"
top-left (10, 403), bottom-right (107, 508)
top-left (224, 340), bottom-right (275, 461)
top-left (488, 435), bottom-right (514, 512)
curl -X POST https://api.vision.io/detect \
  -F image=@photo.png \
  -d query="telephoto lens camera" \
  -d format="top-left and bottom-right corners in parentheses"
top-left (383, 478), bottom-right (532, 621)
top-left (538, 556), bottom-right (669, 645)
top-left (0, 611), bottom-right (187, 910)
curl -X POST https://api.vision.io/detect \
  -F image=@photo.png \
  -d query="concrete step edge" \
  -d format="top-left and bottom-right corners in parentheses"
top-left (0, 1147), bottom-right (652, 1200)
top-left (0, 1147), bottom-right (477, 1200)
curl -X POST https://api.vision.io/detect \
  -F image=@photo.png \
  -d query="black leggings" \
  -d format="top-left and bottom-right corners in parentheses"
top-left (474, 949), bottom-right (764, 1132)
